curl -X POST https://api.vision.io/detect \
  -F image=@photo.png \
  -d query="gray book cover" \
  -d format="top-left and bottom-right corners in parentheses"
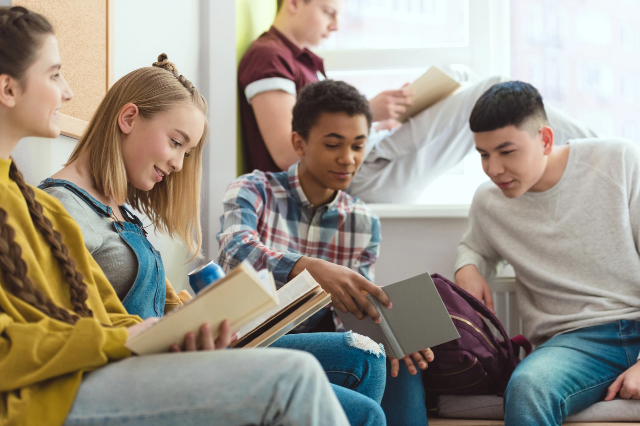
top-left (337, 272), bottom-right (460, 358)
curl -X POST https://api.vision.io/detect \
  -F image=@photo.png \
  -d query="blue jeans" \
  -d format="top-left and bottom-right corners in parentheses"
top-left (273, 332), bottom-right (387, 426)
top-left (64, 349), bottom-right (350, 426)
top-left (380, 358), bottom-right (428, 426)
top-left (505, 320), bottom-right (640, 426)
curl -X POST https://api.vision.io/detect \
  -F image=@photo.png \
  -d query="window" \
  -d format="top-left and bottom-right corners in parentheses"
top-left (510, 0), bottom-right (640, 141)
top-left (324, 0), bottom-right (468, 50)
top-left (316, 0), bottom-right (509, 205)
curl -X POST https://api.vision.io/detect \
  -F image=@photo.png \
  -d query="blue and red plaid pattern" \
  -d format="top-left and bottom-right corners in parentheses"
top-left (216, 163), bottom-right (381, 288)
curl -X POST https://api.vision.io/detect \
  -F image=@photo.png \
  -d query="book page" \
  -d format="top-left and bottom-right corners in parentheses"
top-left (236, 269), bottom-right (318, 338)
top-left (255, 269), bottom-right (275, 297)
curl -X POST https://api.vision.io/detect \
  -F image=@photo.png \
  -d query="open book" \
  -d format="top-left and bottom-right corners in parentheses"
top-left (336, 272), bottom-right (459, 359)
top-left (231, 270), bottom-right (331, 348)
top-left (126, 262), bottom-right (278, 355)
top-left (397, 66), bottom-right (461, 122)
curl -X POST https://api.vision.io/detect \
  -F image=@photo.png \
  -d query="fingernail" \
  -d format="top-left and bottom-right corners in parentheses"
top-left (375, 317), bottom-right (381, 323)
top-left (387, 302), bottom-right (393, 309)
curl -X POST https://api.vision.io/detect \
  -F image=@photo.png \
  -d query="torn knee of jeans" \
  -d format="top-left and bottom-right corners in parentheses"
top-left (345, 331), bottom-right (385, 358)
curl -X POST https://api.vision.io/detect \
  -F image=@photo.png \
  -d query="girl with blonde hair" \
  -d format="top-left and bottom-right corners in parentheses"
top-left (0, 6), bottom-right (351, 426)
top-left (41, 52), bottom-right (207, 319)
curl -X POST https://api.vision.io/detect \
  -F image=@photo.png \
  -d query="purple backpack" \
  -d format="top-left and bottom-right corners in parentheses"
top-left (423, 274), bottom-right (532, 397)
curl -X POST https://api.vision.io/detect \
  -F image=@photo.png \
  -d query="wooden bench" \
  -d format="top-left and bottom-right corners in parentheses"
top-left (427, 413), bottom-right (640, 426)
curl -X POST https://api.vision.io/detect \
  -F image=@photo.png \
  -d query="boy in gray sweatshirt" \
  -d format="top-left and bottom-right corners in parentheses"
top-left (454, 81), bottom-right (640, 425)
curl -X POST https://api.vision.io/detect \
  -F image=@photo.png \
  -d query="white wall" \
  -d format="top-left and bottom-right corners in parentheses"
top-left (12, 136), bottom-right (77, 185)
top-left (112, 0), bottom-right (201, 87)
top-left (375, 217), bottom-right (469, 286)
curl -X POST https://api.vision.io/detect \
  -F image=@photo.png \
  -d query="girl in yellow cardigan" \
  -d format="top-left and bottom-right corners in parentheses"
top-left (0, 6), bottom-right (350, 426)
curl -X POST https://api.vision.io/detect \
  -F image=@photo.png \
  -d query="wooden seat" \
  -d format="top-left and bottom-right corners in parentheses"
top-left (427, 413), bottom-right (640, 426)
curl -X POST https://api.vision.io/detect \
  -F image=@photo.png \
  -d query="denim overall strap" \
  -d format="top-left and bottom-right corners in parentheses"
top-left (39, 178), bottom-right (113, 218)
top-left (39, 178), bottom-right (166, 318)
top-left (113, 221), bottom-right (165, 318)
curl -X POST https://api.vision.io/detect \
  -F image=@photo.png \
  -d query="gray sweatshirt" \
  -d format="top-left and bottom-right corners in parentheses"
top-left (43, 186), bottom-right (138, 300)
top-left (456, 138), bottom-right (640, 345)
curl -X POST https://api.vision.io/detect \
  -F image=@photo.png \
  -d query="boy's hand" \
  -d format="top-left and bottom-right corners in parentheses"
top-left (605, 361), bottom-right (640, 401)
top-left (455, 264), bottom-right (495, 313)
top-left (369, 84), bottom-right (414, 122)
top-left (389, 348), bottom-right (434, 378)
top-left (290, 257), bottom-right (391, 323)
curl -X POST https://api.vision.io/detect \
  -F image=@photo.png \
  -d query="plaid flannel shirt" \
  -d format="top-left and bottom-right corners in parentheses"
top-left (216, 163), bottom-right (381, 288)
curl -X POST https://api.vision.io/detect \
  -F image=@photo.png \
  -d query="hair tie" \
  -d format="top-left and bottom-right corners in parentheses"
top-left (152, 53), bottom-right (179, 76)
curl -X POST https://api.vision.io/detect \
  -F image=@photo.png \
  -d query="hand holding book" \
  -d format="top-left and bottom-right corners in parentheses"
top-left (369, 83), bottom-right (415, 122)
top-left (336, 272), bottom-right (460, 379)
top-left (289, 256), bottom-right (392, 323)
top-left (126, 318), bottom-right (236, 354)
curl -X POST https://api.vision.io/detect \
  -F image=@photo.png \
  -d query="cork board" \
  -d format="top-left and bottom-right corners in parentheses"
top-left (12, 0), bottom-right (113, 125)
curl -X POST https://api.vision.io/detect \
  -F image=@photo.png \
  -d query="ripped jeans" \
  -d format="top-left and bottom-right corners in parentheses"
top-left (272, 332), bottom-right (387, 426)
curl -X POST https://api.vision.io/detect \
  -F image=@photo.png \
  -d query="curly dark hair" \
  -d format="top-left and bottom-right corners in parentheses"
top-left (292, 80), bottom-right (373, 140)
top-left (469, 81), bottom-right (548, 134)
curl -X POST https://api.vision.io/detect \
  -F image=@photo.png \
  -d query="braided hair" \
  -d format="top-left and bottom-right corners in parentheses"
top-left (152, 53), bottom-right (197, 93)
top-left (0, 7), bottom-right (94, 324)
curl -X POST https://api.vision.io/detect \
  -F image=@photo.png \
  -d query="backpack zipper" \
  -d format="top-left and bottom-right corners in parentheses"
top-left (450, 315), bottom-right (496, 351)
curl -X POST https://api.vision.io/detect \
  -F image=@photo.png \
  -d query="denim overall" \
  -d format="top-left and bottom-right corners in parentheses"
top-left (39, 179), bottom-right (165, 318)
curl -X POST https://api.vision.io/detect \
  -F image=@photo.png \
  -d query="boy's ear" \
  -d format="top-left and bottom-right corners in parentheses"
top-left (284, 0), bottom-right (300, 14)
top-left (0, 74), bottom-right (19, 108)
top-left (117, 103), bottom-right (139, 135)
top-left (292, 131), bottom-right (306, 157)
top-left (540, 126), bottom-right (554, 155)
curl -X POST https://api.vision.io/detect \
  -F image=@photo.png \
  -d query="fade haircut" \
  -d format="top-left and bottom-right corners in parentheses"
top-left (469, 81), bottom-right (548, 135)
top-left (277, 0), bottom-right (312, 11)
top-left (292, 79), bottom-right (373, 140)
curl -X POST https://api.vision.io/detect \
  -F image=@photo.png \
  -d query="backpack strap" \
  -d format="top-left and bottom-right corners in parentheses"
top-left (511, 334), bottom-right (532, 357)
top-left (431, 274), bottom-right (518, 377)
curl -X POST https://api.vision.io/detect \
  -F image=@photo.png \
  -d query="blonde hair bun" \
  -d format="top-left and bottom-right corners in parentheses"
top-left (153, 53), bottom-right (178, 76)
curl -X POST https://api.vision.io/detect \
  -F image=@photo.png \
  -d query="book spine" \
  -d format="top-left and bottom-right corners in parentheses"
top-left (368, 295), bottom-right (404, 358)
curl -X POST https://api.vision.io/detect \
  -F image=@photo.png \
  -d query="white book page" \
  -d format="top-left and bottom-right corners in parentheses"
top-left (236, 269), bottom-right (318, 338)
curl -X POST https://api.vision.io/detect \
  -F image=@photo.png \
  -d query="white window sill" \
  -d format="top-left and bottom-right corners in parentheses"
top-left (368, 204), bottom-right (470, 219)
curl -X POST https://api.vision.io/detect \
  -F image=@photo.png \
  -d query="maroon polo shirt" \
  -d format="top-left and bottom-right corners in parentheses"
top-left (238, 26), bottom-right (326, 172)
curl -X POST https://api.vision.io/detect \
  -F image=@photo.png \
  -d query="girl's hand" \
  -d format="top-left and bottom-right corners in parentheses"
top-left (169, 320), bottom-right (233, 352)
top-left (389, 348), bottom-right (435, 378)
top-left (126, 317), bottom-right (160, 339)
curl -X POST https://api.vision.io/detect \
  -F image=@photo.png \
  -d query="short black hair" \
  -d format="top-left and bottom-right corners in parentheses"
top-left (292, 80), bottom-right (373, 140)
top-left (469, 81), bottom-right (548, 133)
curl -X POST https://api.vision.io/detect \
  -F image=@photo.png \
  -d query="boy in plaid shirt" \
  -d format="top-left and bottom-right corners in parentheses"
top-left (218, 81), bottom-right (437, 426)
top-left (217, 80), bottom-right (390, 332)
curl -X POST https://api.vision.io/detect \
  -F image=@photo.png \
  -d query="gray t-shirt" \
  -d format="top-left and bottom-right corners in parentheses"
top-left (456, 138), bottom-right (640, 345)
top-left (43, 186), bottom-right (138, 300)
